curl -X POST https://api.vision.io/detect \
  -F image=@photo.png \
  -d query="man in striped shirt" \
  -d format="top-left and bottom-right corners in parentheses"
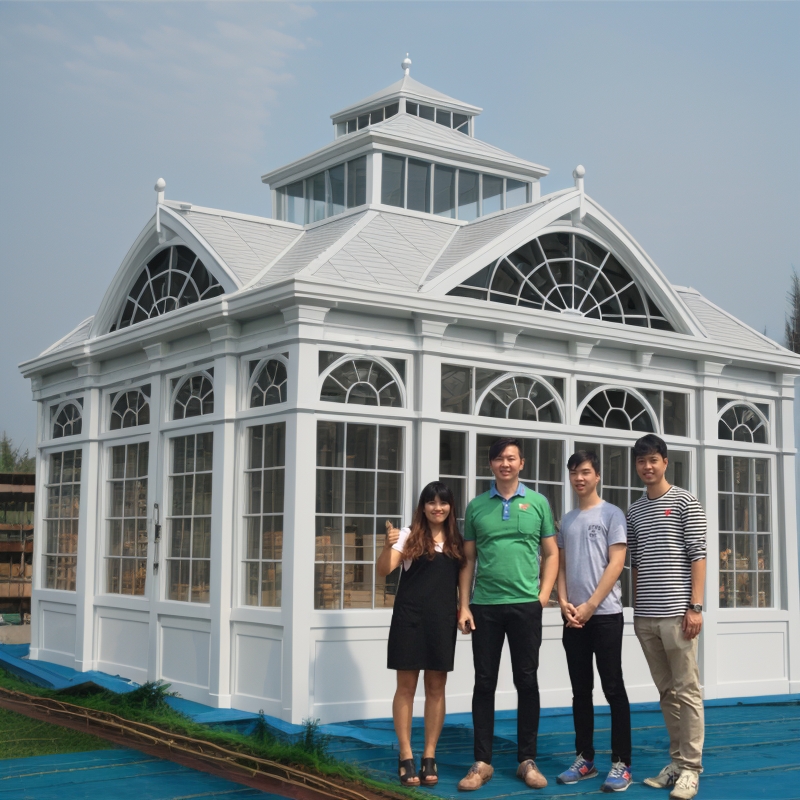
top-left (628, 434), bottom-right (706, 800)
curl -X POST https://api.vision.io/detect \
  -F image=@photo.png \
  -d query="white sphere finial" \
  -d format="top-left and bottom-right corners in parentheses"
top-left (155, 177), bottom-right (166, 206)
top-left (401, 54), bottom-right (411, 76)
top-left (572, 165), bottom-right (585, 180)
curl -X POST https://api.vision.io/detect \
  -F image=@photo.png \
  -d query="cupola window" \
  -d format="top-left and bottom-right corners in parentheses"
top-left (335, 102), bottom-right (399, 137)
top-left (406, 101), bottom-right (470, 134)
top-left (449, 232), bottom-right (674, 330)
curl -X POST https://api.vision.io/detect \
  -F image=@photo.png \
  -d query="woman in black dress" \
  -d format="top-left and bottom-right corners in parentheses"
top-left (377, 481), bottom-right (466, 787)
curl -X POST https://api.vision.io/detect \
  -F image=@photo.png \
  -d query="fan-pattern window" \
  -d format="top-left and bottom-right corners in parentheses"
top-left (321, 359), bottom-right (402, 407)
top-left (110, 387), bottom-right (151, 429)
top-left (44, 450), bottom-right (81, 591)
top-left (173, 373), bottom-right (214, 419)
top-left (478, 376), bottom-right (561, 422)
top-left (580, 388), bottom-right (655, 432)
top-left (111, 245), bottom-right (225, 331)
top-left (718, 404), bottom-right (767, 444)
top-left (250, 360), bottom-right (288, 408)
top-left (52, 402), bottom-right (82, 439)
top-left (448, 232), bottom-right (673, 330)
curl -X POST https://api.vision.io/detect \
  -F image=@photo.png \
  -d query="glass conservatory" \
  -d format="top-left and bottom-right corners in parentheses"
top-left (21, 62), bottom-right (800, 724)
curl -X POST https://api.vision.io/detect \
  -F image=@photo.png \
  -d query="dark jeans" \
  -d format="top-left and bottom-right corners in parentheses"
top-left (471, 602), bottom-right (543, 764)
top-left (562, 612), bottom-right (632, 765)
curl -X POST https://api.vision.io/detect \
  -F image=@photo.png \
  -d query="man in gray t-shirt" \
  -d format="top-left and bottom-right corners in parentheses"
top-left (555, 451), bottom-right (632, 792)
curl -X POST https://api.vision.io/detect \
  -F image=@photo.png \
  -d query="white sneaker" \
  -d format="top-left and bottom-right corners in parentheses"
top-left (669, 770), bottom-right (699, 800)
top-left (643, 762), bottom-right (681, 789)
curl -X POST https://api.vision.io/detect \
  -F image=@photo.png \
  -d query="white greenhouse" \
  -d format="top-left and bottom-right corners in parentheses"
top-left (21, 63), bottom-right (800, 724)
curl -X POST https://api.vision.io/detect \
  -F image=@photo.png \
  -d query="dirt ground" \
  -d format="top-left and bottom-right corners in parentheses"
top-left (0, 625), bottom-right (30, 645)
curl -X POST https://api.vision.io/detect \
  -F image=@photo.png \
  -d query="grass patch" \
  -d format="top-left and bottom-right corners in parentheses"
top-left (0, 668), bottom-right (424, 798)
top-left (0, 705), bottom-right (116, 760)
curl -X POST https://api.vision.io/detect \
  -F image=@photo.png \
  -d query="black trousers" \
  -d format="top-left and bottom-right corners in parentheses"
top-left (562, 612), bottom-right (632, 765)
top-left (471, 602), bottom-right (542, 764)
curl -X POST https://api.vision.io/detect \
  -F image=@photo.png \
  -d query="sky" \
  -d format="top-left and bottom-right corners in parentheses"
top-left (1, 2), bottom-right (798, 450)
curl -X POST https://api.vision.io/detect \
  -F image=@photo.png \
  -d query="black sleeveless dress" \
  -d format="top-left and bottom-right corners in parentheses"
top-left (387, 546), bottom-right (460, 672)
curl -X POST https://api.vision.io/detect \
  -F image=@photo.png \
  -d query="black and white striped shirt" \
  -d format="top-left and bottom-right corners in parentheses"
top-left (627, 486), bottom-right (707, 618)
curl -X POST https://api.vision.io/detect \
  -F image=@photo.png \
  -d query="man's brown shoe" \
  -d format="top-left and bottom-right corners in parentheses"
top-left (517, 759), bottom-right (548, 789)
top-left (457, 761), bottom-right (494, 791)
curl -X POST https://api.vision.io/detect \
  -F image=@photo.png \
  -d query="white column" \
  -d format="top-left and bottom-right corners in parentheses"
top-left (207, 325), bottom-right (240, 707)
top-left (368, 152), bottom-right (381, 206)
top-left (74, 382), bottom-right (101, 671)
top-left (29, 394), bottom-right (45, 661)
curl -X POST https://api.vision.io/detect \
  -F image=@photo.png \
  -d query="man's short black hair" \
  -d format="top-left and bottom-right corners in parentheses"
top-left (568, 450), bottom-right (600, 474)
top-left (632, 434), bottom-right (668, 459)
top-left (488, 438), bottom-right (523, 462)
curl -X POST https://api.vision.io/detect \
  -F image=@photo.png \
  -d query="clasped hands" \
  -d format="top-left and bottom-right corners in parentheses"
top-left (560, 599), bottom-right (597, 628)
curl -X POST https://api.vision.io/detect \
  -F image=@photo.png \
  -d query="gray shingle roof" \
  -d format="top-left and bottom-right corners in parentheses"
top-left (676, 289), bottom-right (782, 352)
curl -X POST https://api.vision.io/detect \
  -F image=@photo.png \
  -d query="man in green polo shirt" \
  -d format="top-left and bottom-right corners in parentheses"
top-left (456, 438), bottom-right (558, 792)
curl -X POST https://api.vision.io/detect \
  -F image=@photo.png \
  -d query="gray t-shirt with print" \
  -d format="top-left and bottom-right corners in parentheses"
top-left (557, 500), bottom-right (627, 615)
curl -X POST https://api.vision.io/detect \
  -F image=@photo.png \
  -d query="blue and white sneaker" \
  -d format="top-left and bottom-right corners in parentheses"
top-left (556, 755), bottom-right (598, 784)
top-left (602, 761), bottom-right (633, 792)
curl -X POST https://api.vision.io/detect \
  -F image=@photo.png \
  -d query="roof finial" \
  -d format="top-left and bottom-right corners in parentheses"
top-left (155, 177), bottom-right (166, 204)
top-left (572, 165), bottom-right (585, 192)
top-left (401, 53), bottom-right (411, 77)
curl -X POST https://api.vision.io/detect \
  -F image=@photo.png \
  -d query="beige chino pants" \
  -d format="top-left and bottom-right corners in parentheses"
top-left (634, 615), bottom-right (704, 773)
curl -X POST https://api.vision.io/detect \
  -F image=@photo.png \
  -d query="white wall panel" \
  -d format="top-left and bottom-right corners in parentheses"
top-left (41, 607), bottom-right (76, 657)
top-left (718, 624), bottom-right (787, 686)
top-left (160, 618), bottom-right (211, 689)
top-left (234, 627), bottom-right (282, 701)
top-left (96, 611), bottom-right (149, 682)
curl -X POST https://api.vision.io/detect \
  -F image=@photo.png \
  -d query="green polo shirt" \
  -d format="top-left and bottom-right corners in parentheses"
top-left (464, 482), bottom-right (556, 605)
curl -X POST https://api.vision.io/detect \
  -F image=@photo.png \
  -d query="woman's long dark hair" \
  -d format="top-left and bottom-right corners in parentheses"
top-left (402, 481), bottom-right (465, 566)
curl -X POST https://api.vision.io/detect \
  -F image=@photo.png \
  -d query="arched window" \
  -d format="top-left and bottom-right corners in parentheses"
top-left (718, 403), bottom-right (767, 444)
top-left (478, 375), bottom-right (561, 423)
top-left (580, 388), bottom-right (656, 432)
top-left (448, 232), bottom-right (673, 330)
top-left (250, 359), bottom-right (288, 408)
top-left (173, 373), bottom-right (214, 420)
top-left (111, 245), bottom-right (225, 331)
top-left (320, 358), bottom-right (402, 407)
top-left (52, 401), bottom-right (83, 439)
top-left (110, 387), bottom-right (151, 429)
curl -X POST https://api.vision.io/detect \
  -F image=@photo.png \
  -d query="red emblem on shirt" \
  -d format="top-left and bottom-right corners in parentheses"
top-left (665, 509), bottom-right (672, 516)
top-left (519, 504), bottom-right (530, 510)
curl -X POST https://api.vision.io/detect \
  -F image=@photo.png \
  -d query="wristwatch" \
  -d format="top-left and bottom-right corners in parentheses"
top-left (688, 603), bottom-right (703, 613)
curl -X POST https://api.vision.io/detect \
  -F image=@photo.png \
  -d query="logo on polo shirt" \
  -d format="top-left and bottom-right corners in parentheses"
top-left (519, 504), bottom-right (530, 510)
top-left (665, 509), bottom-right (672, 516)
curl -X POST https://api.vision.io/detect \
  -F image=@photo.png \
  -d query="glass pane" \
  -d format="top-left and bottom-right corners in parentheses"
top-left (193, 473), bottom-right (213, 515)
top-left (111, 446), bottom-right (126, 479)
top-left (168, 560), bottom-right (190, 602)
top-left (385, 102), bottom-right (398, 118)
top-left (736, 571), bottom-right (754, 607)
top-left (191, 560), bottom-right (210, 603)
top-left (418, 104), bottom-right (434, 121)
top-left (734, 495), bottom-right (751, 532)
top-left (171, 518), bottom-right (191, 558)
top-left (719, 571), bottom-right (734, 608)
top-left (245, 517), bottom-right (260, 560)
top-left (347, 156), bottom-right (367, 208)
top-left (603, 445), bottom-right (628, 489)
top-left (244, 562), bottom-right (259, 606)
top-left (719, 494), bottom-right (732, 532)
top-left (193, 517), bottom-right (211, 559)
top-left (435, 108), bottom-right (451, 127)
top-left (370, 106), bottom-right (384, 124)
top-left (344, 517), bottom-right (374, 562)
top-left (346, 424), bottom-right (377, 469)
top-left (506, 179), bottom-right (528, 208)
top-left (663, 392), bottom-right (688, 436)
top-left (719, 533), bottom-right (732, 571)
top-left (443, 477), bottom-right (466, 521)
top-left (439, 430), bottom-right (466, 476)
top-left (441, 364), bottom-right (471, 414)
top-left (666, 450), bottom-right (689, 489)
top-left (108, 519), bottom-right (122, 557)
top-left (407, 159), bottom-right (431, 213)
top-left (107, 559), bottom-right (120, 594)
top-left (122, 519), bottom-right (136, 556)
top-left (315, 469), bottom-right (342, 514)
top-left (537, 483), bottom-right (563, 523)
top-left (378, 426), bottom-right (403, 472)
top-left (732, 457), bottom-right (750, 493)
top-left (757, 534), bottom-right (771, 570)
top-left (263, 470), bottom-right (285, 514)
top-left (433, 165), bottom-right (455, 218)
top-left (376, 566), bottom-right (400, 608)
top-left (345, 471), bottom-right (375, 515)
top-left (329, 164), bottom-right (345, 216)
top-left (603, 487), bottom-right (628, 513)
top-left (381, 154), bottom-right (405, 207)
top-left (249, 427), bottom-right (264, 470)
top-left (262, 515), bottom-right (283, 561)
top-left (482, 175), bottom-right (503, 216)
top-left (754, 459), bottom-right (769, 494)
top-left (264, 422), bottom-right (285, 468)
top-left (538, 440), bottom-right (563, 483)
top-left (111, 481), bottom-right (124, 517)
top-left (357, 113), bottom-right (369, 129)
top-left (453, 113), bottom-right (469, 132)
top-left (458, 170), bottom-right (479, 221)
top-left (261, 561), bottom-right (281, 607)
top-left (317, 421), bottom-right (344, 467)
top-left (247, 472), bottom-right (262, 515)
top-left (315, 563), bottom-right (342, 609)
top-left (316, 516), bottom-right (342, 562)
top-left (344, 563), bottom-right (373, 608)
top-left (286, 180), bottom-right (304, 225)
top-left (377, 472), bottom-right (401, 516)
top-left (735, 534), bottom-right (754, 570)
top-left (756, 496), bottom-right (769, 532)
top-left (718, 456), bottom-right (732, 492)
top-left (758, 572), bottom-right (771, 608)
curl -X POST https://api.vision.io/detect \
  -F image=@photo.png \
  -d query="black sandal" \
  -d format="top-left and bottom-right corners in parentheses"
top-left (419, 757), bottom-right (438, 786)
top-left (398, 757), bottom-right (419, 786)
